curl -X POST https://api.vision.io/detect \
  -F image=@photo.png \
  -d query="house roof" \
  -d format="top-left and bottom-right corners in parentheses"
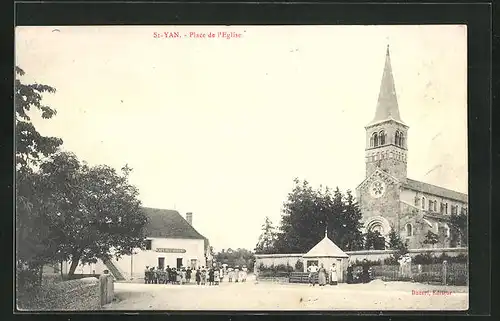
top-left (141, 207), bottom-right (209, 250)
top-left (404, 178), bottom-right (468, 203)
top-left (303, 235), bottom-right (349, 258)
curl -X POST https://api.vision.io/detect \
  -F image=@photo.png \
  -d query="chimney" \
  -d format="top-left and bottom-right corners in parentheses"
top-left (186, 212), bottom-right (193, 226)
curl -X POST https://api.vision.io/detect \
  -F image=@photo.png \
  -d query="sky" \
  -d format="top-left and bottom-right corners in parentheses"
top-left (15, 25), bottom-right (468, 251)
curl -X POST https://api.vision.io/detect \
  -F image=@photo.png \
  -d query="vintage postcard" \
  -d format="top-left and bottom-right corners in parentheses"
top-left (15, 25), bottom-right (468, 311)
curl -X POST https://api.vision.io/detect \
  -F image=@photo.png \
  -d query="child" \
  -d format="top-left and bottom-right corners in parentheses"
top-left (228, 268), bottom-right (234, 282)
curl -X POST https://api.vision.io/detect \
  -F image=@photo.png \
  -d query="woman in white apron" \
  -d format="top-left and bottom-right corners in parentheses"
top-left (329, 262), bottom-right (338, 285)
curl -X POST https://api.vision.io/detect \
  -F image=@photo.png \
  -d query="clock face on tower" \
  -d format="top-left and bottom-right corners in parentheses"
top-left (369, 180), bottom-right (386, 198)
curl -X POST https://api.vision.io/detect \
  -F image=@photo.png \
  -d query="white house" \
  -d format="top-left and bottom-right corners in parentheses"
top-left (63, 207), bottom-right (211, 280)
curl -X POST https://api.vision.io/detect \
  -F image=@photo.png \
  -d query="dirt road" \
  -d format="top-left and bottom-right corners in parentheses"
top-left (104, 279), bottom-right (468, 311)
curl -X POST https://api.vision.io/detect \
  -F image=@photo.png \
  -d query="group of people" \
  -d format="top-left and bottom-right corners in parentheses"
top-left (306, 262), bottom-right (339, 286)
top-left (144, 265), bottom-right (249, 285)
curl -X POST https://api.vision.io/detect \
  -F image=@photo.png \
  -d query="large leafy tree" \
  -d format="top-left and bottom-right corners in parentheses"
top-left (15, 66), bottom-right (63, 170)
top-left (15, 67), bottom-right (64, 268)
top-left (254, 217), bottom-right (278, 254)
top-left (37, 152), bottom-right (148, 275)
top-left (273, 178), bottom-right (364, 253)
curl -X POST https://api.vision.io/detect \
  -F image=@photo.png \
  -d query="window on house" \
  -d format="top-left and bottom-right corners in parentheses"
top-left (422, 197), bottom-right (426, 209)
top-left (414, 197), bottom-right (420, 207)
top-left (440, 203), bottom-right (445, 214)
top-left (145, 239), bottom-right (152, 250)
top-left (406, 224), bottom-right (413, 237)
top-left (445, 203), bottom-right (448, 214)
top-left (428, 200), bottom-right (433, 211)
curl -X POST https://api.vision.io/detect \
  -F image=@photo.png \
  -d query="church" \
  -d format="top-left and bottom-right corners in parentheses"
top-left (355, 45), bottom-right (468, 249)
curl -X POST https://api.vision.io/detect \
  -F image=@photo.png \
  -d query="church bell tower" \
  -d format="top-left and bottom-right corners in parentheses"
top-left (365, 45), bottom-right (409, 181)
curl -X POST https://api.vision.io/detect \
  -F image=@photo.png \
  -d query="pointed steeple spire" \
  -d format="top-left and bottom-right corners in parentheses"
top-left (371, 44), bottom-right (404, 124)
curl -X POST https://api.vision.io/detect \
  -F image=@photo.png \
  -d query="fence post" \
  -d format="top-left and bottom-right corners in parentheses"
top-left (442, 260), bottom-right (447, 285)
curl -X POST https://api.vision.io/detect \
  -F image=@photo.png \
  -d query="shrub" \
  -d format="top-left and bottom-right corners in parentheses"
top-left (351, 259), bottom-right (383, 267)
top-left (294, 259), bottom-right (304, 271)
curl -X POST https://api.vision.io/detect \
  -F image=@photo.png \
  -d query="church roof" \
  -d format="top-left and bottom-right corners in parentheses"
top-left (403, 178), bottom-right (468, 203)
top-left (368, 45), bottom-right (405, 126)
top-left (141, 207), bottom-right (209, 250)
top-left (303, 234), bottom-right (348, 258)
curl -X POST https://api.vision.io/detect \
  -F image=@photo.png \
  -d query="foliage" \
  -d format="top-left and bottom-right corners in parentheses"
top-left (34, 152), bottom-right (148, 275)
top-left (423, 231), bottom-right (440, 246)
top-left (449, 212), bottom-right (468, 246)
top-left (254, 217), bottom-right (278, 254)
top-left (387, 228), bottom-right (409, 261)
top-left (294, 259), bottom-right (304, 272)
top-left (15, 66), bottom-right (63, 170)
top-left (215, 248), bottom-right (255, 271)
top-left (412, 253), bottom-right (468, 265)
top-left (257, 263), bottom-right (294, 273)
top-left (364, 230), bottom-right (386, 250)
top-left (350, 259), bottom-right (383, 267)
top-left (15, 67), bottom-right (65, 288)
top-left (273, 179), bottom-right (364, 253)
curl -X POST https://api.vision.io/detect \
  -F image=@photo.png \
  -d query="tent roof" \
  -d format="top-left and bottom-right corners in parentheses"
top-left (303, 235), bottom-right (349, 258)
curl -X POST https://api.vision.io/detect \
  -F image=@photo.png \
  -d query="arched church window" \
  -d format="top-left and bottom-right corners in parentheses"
top-left (373, 132), bottom-right (379, 147)
top-left (395, 131), bottom-right (400, 146)
top-left (379, 131), bottom-right (386, 145)
top-left (370, 136), bottom-right (374, 147)
top-left (406, 223), bottom-right (413, 237)
top-left (400, 134), bottom-right (405, 147)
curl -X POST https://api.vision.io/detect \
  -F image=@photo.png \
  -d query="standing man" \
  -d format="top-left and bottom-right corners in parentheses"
top-left (307, 263), bottom-right (318, 286)
top-left (166, 265), bottom-right (171, 284)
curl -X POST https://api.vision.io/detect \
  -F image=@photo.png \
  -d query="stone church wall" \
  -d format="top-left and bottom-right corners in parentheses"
top-left (357, 182), bottom-right (401, 231)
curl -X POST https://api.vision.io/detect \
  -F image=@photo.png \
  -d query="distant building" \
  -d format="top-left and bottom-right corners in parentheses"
top-left (63, 208), bottom-right (211, 280)
top-left (356, 45), bottom-right (468, 249)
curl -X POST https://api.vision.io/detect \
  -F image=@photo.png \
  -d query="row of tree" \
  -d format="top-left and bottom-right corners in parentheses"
top-left (254, 178), bottom-right (467, 256)
top-left (16, 67), bottom-right (148, 283)
top-left (213, 248), bottom-right (255, 271)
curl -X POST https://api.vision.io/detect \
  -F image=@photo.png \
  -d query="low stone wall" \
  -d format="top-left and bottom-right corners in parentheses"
top-left (17, 278), bottom-right (101, 311)
top-left (255, 248), bottom-right (468, 268)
